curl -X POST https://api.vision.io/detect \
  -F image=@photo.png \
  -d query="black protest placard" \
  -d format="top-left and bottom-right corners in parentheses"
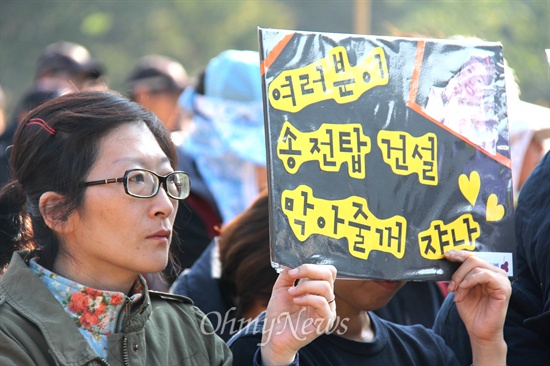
top-left (259, 28), bottom-right (515, 280)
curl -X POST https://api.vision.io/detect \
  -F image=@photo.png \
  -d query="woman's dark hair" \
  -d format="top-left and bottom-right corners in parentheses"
top-left (218, 189), bottom-right (277, 321)
top-left (0, 90), bottom-right (178, 270)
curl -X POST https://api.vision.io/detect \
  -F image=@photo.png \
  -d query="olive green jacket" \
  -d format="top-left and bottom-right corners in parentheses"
top-left (0, 251), bottom-right (233, 366)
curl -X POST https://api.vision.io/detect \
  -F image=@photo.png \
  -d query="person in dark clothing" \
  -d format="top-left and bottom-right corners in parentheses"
top-left (169, 146), bottom-right (222, 272)
top-left (434, 150), bottom-right (550, 366)
top-left (229, 250), bottom-right (511, 365)
top-left (374, 281), bottom-right (445, 328)
top-left (171, 190), bottom-right (276, 341)
top-left (230, 311), bottom-right (457, 365)
top-left (171, 70), bottom-right (222, 277)
top-left (172, 188), bottom-right (446, 343)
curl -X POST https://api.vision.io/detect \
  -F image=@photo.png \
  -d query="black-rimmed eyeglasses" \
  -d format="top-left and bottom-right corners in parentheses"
top-left (84, 169), bottom-right (190, 200)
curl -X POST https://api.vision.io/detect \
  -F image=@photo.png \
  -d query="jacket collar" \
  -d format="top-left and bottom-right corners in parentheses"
top-left (0, 251), bottom-right (152, 364)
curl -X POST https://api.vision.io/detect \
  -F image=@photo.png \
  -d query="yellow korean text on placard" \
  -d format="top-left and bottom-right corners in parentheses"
top-left (277, 121), bottom-right (371, 179)
top-left (377, 130), bottom-right (438, 185)
top-left (281, 185), bottom-right (407, 260)
top-left (418, 214), bottom-right (479, 259)
top-left (269, 46), bottom-right (389, 112)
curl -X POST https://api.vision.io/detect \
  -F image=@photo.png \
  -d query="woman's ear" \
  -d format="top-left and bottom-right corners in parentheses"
top-left (39, 192), bottom-right (72, 233)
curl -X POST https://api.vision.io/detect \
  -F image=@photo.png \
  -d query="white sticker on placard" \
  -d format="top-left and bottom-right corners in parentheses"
top-left (474, 252), bottom-right (513, 276)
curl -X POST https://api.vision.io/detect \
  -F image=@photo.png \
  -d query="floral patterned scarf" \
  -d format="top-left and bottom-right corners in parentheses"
top-left (29, 259), bottom-right (144, 360)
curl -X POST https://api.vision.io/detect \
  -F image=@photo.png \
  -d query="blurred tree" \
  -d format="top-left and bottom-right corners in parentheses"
top-left (0, 0), bottom-right (548, 119)
top-left (369, 0), bottom-right (549, 106)
top-left (287, 0), bottom-right (549, 106)
top-left (0, 0), bottom-right (293, 118)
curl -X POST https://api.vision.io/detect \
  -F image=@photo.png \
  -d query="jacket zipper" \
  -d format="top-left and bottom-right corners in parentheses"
top-left (115, 297), bottom-right (133, 366)
top-left (117, 293), bottom-right (149, 365)
top-left (123, 335), bottom-right (130, 366)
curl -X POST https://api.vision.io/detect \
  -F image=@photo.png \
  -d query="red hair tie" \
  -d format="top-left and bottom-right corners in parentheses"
top-left (26, 118), bottom-right (56, 135)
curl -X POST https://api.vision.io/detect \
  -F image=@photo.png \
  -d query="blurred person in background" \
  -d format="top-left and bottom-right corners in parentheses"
top-left (178, 50), bottom-right (267, 225)
top-left (509, 100), bottom-right (550, 202)
top-left (0, 40), bottom-right (106, 187)
top-left (161, 50), bottom-right (269, 283)
top-left (500, 58), bottom-right (550, 202)
top-left (125, 55), bottom-right (192, 134)
top-left (34, 41), bottom-right (107, 91)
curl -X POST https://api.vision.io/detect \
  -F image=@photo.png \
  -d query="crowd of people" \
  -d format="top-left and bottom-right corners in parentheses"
top-left (0, 39), bottom-right (548, 365)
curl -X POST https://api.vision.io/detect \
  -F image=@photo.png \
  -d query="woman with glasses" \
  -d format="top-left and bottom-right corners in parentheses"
top-left (0, 91), bottom-right (337, 365)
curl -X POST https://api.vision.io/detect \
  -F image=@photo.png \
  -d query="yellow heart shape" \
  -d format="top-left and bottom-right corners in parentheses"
top-left (458, 171), bottom-right (480, 206)
top-left (486, 194), bottom-right (505, 222)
